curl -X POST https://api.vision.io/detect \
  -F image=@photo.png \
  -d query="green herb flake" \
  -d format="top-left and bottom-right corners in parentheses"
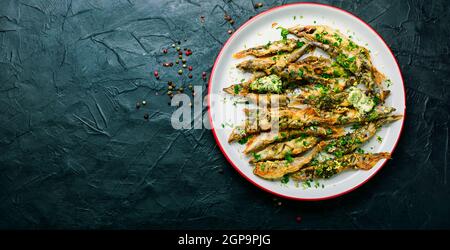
top-left (281, 175), bottom-right (290, 184)
top-left (285, 151), bottom-right (294, 163)
top-left (252, 152), bottom-right (261, 161)
top-left (377, 136), bottom-right (383, 143)
top-left (233, 84), bottom-right (241, 94)
top-left (277, 27), bottom-right (289, 41)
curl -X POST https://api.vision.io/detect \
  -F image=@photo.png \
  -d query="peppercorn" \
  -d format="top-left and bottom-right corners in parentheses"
top-left (178, 69), bottom-right (183, 75)
top-left (182, 58), bottom-right (187, 63)
top-left (163, 48), bottom-right (168, 53)
top-left (168, 86), bottom-right (173, 90)
top-left (167, 91), bottom-right (173, 95)
top-left (135, 102), bottom-right (141, 109)
top-left (171, 43), bottom-right (176, 48)
top-left (188, 84), bottom-right (193, 90)
top-left (227, 29), bottom-right (233, 34)
top-left (229, 19), bottom-right (234, 25)
top-left (188, 74), bottom-right (193, 78)
top-left (142, 100), bottom-right (146, 105)
top-left (255, 2), bottom-right (263, 8)
top-left (182, 64), bottom-right (187, 68)
top-left (188, 66), bottom-right (193, 71)
top-left (176, 46), bottom-right (180, 51)
top-left (224, 14), bottom-right (231, 21)
top-left (178, 55), bottom-right (183, 59)
top-left (144, 113), bottom-right (149, 120)
top-left (178, 87), bottom-right (184, 92)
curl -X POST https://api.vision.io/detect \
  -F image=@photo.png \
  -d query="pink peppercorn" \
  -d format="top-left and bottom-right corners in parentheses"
top-left (188, 66), bottom-right (193, 71)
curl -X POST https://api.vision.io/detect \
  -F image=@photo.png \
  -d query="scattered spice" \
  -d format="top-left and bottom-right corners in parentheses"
top-left (227, 29), bottom-right (233, 34)
top-left (188, 66), bottom-right (193, 71)
top-left (175, 60), bottom-right (179, 64)
top-left (182, 58), bottom-right (187, 63)
top-left (162, 48), bottom-right (168, 53)
top-left (135, 102), bottom-right (141, 109)
top-left (182, 64), bottom-right (187, 68)
top-left (176, 46), bottom-right (180, 51)
top-left (153, 70), bottom-right (159, 79)
top-left (224, 14), bottom-right (232, 21)
top-left (200, 15), bottom-right (205, 23)
top-left (142, 100), bottom-right (146, 105)
top-left (178, 50), bottom-right (182, 55)
top-left (178, 69), bottom-right (183, 75)
top-left (229, 19), bottom-right (234, 25)
top-left (296, 216), bottom-right (302, 223)
top-left (255, 2), bottom-right (263, 8)
top-left (188, 74), bottom-right (193, 78)
top-left (163, 62), bottom-right (171, 67)
top-left (277, 201), bottom-right (282, 206)
top-left (171, 43), bottom-right (176, 48)
top-left (144, 113), bottom-right (149, 120)
top-left (185, 49), bottom-right (192, 56)
top-left (168, 86), bottom-right (173, 90)
top-left (178, 87), bottom-right (184, 92)
top-left (188, 84), bottom-right (193, 90)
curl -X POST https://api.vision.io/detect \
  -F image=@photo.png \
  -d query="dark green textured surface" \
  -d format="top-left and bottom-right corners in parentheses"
top-left (0, 0), bottom-right (449, 229)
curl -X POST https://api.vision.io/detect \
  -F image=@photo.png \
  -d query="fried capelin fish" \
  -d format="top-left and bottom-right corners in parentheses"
top-left (237, 40), bottom-right (311, 74)
top-left (290, 152), bottom-right (390, 181)
top-left (252, 142), bottom-right (325, 180)
top-left (233, 38), bottom-right (300, 59)
top-left (288, 25), bottom-right (387, 101)
top-left (243, 126), bottom-right (345, 154)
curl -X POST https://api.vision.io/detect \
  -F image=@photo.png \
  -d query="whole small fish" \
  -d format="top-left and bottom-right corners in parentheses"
top-left (233, 38), bottom-right (300, 59)
top-left (237, 40), bottom-right (311, 75)
top-left (290, 152), bottom-right (391, 181)
top-left (288, 25), bottom-right (387, 101)
top-left (249, 135), bottom-right (319, 163)
top-left (243, 126), bottom-right (345, 154)
top-left (228, 108), bottom-right (328, 142)
top-left (253, 142), bottom-right (325, 180)
top-left (321, 115), bottom-right (402, 157)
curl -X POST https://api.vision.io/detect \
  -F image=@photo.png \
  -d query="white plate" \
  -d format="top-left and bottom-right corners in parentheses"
top-left (208, 3), bottom-right (405, 200)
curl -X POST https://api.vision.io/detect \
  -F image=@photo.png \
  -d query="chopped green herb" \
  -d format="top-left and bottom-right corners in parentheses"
top-left (277, 27), bottom-right (289, 41)
top-left (252, 152), bottom-right (261, 161)
top-left (298, 69), bottom-right (304, 77)
top-left (238, 135), bottom-right (252, 145)
top-left (281, 175), bottom-right (290, 184)
top-left (356, 148), bottom-right (365, 154)
top-left (233, 84), bottom-right (241, 94)
top-left (285, 151), bottom-right (294, 163)
top-left (377, 136), bottom-right (383, 143)
top-left (296, 41), bottom-right (305, 48)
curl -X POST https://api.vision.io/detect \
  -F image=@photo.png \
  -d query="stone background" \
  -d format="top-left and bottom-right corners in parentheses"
top-left (0, 0), bottom-right (449, 229)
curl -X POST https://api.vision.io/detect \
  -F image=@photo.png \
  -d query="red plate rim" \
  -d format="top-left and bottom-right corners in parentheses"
top-left (207, 2), bottom-right (406, 201)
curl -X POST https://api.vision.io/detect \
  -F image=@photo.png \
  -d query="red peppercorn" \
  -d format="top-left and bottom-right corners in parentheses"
top-left (188, 74), bottom-right (193, 78)
top-left (185, 50), bottom-right (192, 56)
top-left (202, 72), bottom-right (207, 77)
top-left (154, 71), bottom-right (159, 78)
top-left (163, 48), bottom-right (168, 53)
top-left (178, 51), bottom-right (182, 55)
top-left (296, 216), bottom-right (302, 223)
top-left (188, 66), bottom-right (193, 71)
top-left (169, 62), bottom-right (173, 66)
